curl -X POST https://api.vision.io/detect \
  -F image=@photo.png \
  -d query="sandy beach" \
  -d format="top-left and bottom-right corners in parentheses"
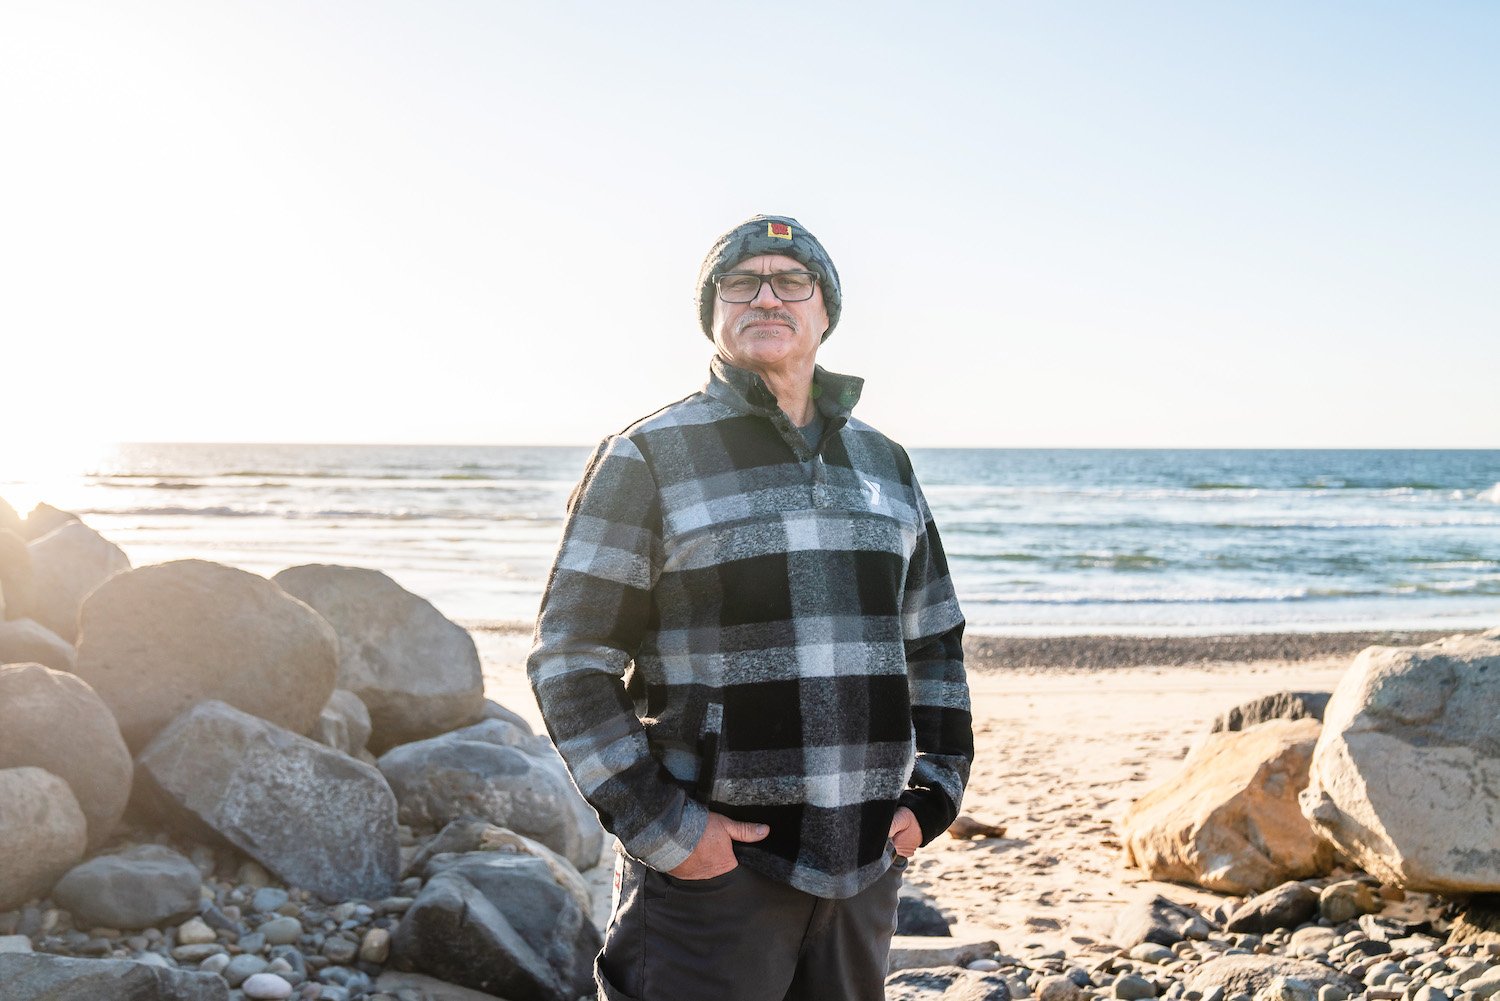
top-left (470, 626), bottom-right (1457, 956)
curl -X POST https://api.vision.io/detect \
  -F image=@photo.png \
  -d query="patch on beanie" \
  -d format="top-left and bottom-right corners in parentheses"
top-left (767, 222), bottom-right (793, 239)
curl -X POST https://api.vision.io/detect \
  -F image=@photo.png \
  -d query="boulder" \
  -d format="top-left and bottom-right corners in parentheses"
top-left (1318, 878), bottom-right (1380, 923)
top-left (378, 719), bottom-right (603, 870)
top-left (407, 820), bottom-right (592, 918)
top-left (0, 662), bottom-right (132, 848)
top-left (885, 966), bottom-right (1012, 1001)
top-left (897, 895), bottom-right (954, 937)
top-left (313, 689), bottom-right (373, 757)
top-left (22, 502), bottom-right (81, 541)
top-left (887, 937), bottom-right (1001, 974)
top-left (479, 698), bottom-right (535, 735)
top-left (0, 766), bottom-right (88, 910)
top-left (1181, 955), bottom-right (1357, 997)
top-left (26, 520), bottom-right (129, 642)
top-left (1121, 718), bottom-right (1335, 894)
top-left (135, 700), bottom-right (400, 902)
top-left (388, 852), bottom-right (599, 1001)
top-left (0, 618), bottom-right (76, 671)
top-left (1211, 692), bottom-right (1331, 733)
top-left (271, 564), bottom-right (484, 753)
top-left (1448, 893), bottom-right (1500, 946)
top-left (0, 528), bottom-right (33, 620)
top-left (0, 495), bottom-right (22, 536)
top-left (376, 970), bottom-right (523, 1000)
top-left (74, 559), bottom-right (338, 749)
top-left (1299, 631), bottom-right (1500, 893)
top-left (1224, 880), bottom-right (1320, 932)
top-left (51, 844), bottom-right (202, 930)
top-left (1111, 894), bottom-right (1215, 947)
top-left (0, 952), bottom-right (229, 1000)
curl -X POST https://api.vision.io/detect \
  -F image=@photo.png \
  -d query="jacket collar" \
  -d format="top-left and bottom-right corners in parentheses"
top-left (704, 354), bottom-right (865, 422)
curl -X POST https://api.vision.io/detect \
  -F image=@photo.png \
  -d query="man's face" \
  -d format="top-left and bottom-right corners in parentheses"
top-left (710, 254), bottom-right (829, 374)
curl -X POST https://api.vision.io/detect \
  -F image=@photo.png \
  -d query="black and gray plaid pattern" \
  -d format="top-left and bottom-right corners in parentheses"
top-left (528, 356), bottom-right (972, 899)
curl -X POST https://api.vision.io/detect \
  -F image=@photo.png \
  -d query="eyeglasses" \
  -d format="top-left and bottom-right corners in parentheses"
top-left (713, 270), bottom-right (821, 303)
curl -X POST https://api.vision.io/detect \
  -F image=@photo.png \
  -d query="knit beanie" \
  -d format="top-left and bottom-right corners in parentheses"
top-left (696, 214), bottom-right (842, 342)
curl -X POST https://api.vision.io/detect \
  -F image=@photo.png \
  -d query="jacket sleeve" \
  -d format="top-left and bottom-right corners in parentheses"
top-left (526, 434), bottom-right (709, 872)
top-left (896, 470), bottom-right (974, 846)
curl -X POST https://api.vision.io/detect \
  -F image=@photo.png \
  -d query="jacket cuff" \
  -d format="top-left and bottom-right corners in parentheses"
top-left (899, 787), bottom-right (956, 847)
top-left (622, 796), bottom-right (710, 873)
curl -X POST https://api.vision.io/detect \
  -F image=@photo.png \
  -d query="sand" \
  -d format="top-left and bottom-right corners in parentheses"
top-left (469, 626), bottom-right (1430, 955)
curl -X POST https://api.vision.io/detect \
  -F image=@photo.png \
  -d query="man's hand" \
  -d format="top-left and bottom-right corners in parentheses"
top-left (667, 812), bottom-right (769, 880)
top-left (888, 806), bottom-right (921, 858)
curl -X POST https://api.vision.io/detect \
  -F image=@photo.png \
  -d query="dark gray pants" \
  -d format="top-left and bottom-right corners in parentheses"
top-left (595, 851), bottom-right (907, 1001)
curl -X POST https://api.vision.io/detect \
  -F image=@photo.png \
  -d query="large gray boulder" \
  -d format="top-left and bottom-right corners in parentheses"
top-left (26, 520), bottom-right (130, 642)
top-left (21, 502), bottom-right (81, 542)
top-left (1300, 629), bottom-right (1500, 892)
top-left (0, 662), bottom-right (132, 849)
top-left (0, 617), bottom-right (76, 671)
top-left (1211, 691), bottom-right (1331, 733)
top-left (1181, 955), bottom-right (1357, 997)
top-left (51, 844), bottom-right (202, 930)
top-left (412, 820), bottom-right (593, 919)
top-left (0, 766), bottom-right (88, 911)
top-left (388, 852), bottom-right (599, 1001)
top-left (0, 952), bottom-right (229, 1000)
top-left (272, 564), bottom-right (484, 753)
top-left (0, 528), bottom-right (33, 620)
top-left (74, 559), bottom-right (338, 750)
top-left (135, 700), bottom-right (400, 902)
top-left (884, 966), bottom-right (1012, 1001)
top-left (313, 688), bottom-right (374, 758)
top-left (378, 719), bottom-right (603, 870)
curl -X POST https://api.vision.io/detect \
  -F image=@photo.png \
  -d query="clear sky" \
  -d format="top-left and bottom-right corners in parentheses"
top-left (3, 2), bottom-right (1496, 450)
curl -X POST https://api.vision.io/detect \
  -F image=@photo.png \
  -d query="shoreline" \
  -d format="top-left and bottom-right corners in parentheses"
top-left (464, 621), bottom-right (1469, 671)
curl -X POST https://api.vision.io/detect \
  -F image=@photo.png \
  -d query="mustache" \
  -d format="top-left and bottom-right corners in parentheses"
top-left (736, 308), bottom-right (798, 333)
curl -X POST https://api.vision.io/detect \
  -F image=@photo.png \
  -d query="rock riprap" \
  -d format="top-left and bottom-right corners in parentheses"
top-left (1121, 718), bottom-right (1335, 894)
top-left (25, 519), bottom-right (130, 642)
top-left (0, 952), bottom-right (229, 1000)
top-left (73, 559), bottom-right (338, 749)
top-left (389, 852), bottom-right (600, 1001)
top-left (0, 766), bottom-right (88, 911)
top-left (378, 718), bottom-right (604, 870)
top-left (0, 662), bottom-right (133, 849)
top-left (134, 700), bottom-right (400, 902)
top-left (0, 617), bottom-right (76, 671)
top-left (1300, 629), bottom-right (1500, 893)
top-left (313, 688), bottom-right (374, 759)
top-left (272, 564), bottom-right (485, 754)
top-left (50, 844), bottom-right (202, 930)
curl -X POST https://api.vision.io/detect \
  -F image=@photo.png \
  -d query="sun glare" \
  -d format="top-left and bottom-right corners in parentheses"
top-left (0, 437), bottom-right (114, 518)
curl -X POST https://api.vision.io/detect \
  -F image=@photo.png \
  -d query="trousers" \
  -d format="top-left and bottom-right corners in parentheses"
top-left (594, 849), bottom-right (907, 1001)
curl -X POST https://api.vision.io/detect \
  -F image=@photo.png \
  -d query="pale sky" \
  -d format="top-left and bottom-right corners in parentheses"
top-left (3, 2), bottom-right (1496, 450)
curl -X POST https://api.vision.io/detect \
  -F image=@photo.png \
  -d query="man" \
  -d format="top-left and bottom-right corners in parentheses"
top-left (527, 214), bottom-right (973, 1001)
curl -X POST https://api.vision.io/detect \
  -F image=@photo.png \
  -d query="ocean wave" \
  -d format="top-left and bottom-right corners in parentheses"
top-left (962, 587), bottom-right (1315, 605)
top-left (82, 505), bottom-right (548, 522)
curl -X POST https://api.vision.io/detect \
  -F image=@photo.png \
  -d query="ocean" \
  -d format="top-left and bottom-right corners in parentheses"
top-left (5, 444), bottom-right (1499, 636)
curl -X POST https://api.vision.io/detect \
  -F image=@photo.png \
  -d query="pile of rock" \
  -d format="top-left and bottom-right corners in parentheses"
top-left (0, 498), bottom-right (604, 1001)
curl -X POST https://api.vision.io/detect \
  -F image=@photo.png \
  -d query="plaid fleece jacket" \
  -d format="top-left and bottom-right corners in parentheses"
top-left (527, 355), bottom-right (972, 899)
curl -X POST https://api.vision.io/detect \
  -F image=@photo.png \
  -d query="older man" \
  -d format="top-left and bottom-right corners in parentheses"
top-left (528, 214), bottom-right (972, 1001)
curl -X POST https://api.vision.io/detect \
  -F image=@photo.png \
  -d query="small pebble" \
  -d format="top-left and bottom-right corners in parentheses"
top-left (242, 972), bottom-right (295, 1000)
top-left (176, 916), bottom-right (217, 945)
top-left (969, 958), bottom-right (1001, 972)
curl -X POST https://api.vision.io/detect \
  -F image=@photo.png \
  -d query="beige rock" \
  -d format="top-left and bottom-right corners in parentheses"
top-left (0, 529), bottom-right (33, 621)
top-left (272, 564), bottom-right (484, 753)
top-left (22, 503), bottom-right (81, 542)
top-left (26, 521), bottom-right (130, 642)
top-left (74, 560), bottom-right (338, 749)
top-left (1299, 631), bottom-right (1500, 893)
top-left (176, 916), bottom-right (217, 945)
top-left (0, 767), bottom-right (88, 911)
top-left (1319, 879), bottom-right (1380, 923)
top-left (359, 927), bottom-right (390, 964)
top-left (1121, 718), bottom-right (1336, 894)
top-left (0, 663), bottom-right (133, 849)
top-left (886, 936), bottom-right (1001, 975)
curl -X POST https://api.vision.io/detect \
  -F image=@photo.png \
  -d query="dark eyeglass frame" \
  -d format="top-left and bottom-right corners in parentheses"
top-left (713, 270), bottom-right (822, 303)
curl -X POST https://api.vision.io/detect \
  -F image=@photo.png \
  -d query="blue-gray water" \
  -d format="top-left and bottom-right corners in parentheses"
top-left (7, 445), bottom-right (1498, 635)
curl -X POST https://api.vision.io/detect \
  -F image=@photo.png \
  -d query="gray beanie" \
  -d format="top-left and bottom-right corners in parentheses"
top-left (696, 214), bottom-right (842, 342)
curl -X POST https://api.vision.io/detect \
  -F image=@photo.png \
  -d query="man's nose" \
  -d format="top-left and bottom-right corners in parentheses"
top-left (750, 278), bottom-right (782, 307)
